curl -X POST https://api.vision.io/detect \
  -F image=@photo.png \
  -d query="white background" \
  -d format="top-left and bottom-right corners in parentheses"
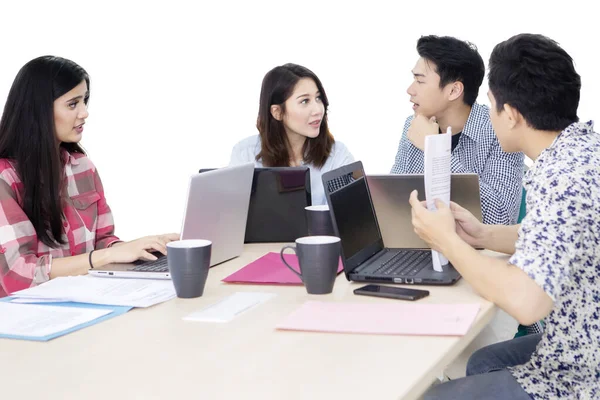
top-left (0, 0), bottom-right (597, 240)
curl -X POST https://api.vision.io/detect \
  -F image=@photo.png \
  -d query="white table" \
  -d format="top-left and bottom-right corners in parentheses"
top-left (1, 244), bottom-right (501, 400)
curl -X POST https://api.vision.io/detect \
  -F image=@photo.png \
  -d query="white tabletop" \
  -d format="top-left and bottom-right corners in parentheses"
top-left (1, 243), bottom-right (502, 400)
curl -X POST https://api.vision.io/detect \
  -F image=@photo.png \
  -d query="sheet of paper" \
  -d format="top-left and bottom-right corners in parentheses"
top-left (424, 128), bottom-right (452, 271)
top-left (222, 252), bottom-right (344, 285)
top-left (0, 302), bottom-right (111, 338)
top-left (11, 276), bottom-right (176, 308)
top-left (0, 298), bottom-right (133, 341)
top-left (183, 292), bottom-right (276, 323)
top-left (277, 301), bottom-right (480, 336)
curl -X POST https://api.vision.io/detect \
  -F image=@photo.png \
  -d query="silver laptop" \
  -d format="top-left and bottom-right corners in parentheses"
top-left (89, 163), bottom-right (254, 279)
top-left (200, 167), bottom-right (311, 242)
top-left (367, 174), bottom-right (482, 248)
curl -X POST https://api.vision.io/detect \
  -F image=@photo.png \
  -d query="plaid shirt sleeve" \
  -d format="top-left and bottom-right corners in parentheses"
top-left (87, 160), bottom-right (120, 250)
top-left (450, 137), bottom-right (524, 225)
top-left (390, 116), bottom-right (414, 174)
top-left (0, 176), bottom-right (52, 296)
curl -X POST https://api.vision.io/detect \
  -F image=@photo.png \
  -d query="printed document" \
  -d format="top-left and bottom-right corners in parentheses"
top-left (424, 127), bottom-right (452, 271)
top-left (0, 302), bottom-right (111, 338)
top-left (11, 276), bottom-right (175, 308)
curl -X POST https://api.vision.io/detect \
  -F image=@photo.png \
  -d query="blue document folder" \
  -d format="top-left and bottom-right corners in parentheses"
top-left (0, 297), bottom-right (132, 341)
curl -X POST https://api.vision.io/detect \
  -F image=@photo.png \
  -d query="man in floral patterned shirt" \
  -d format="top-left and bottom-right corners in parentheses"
top-left (413, 33), bottom-right (599, 399)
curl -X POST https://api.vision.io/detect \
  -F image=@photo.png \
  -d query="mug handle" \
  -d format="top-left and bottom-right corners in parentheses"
top-left (280, 245), bottom-right (303, 281)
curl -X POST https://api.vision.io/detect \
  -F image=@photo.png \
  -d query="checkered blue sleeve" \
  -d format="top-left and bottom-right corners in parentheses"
top-left (451, 138), bottom-right (524, 225)
top-left (390, 116), bottom-right (419, 174)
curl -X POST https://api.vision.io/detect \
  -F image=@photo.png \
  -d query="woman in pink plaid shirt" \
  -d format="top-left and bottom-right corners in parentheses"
top-left (0, 56), bottom-right (179, 297)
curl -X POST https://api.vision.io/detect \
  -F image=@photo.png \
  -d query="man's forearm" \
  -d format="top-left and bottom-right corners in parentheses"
top-left (480, 224), bottom-right (520, 254)
top-left (442, 235), bottom-right (553, 325)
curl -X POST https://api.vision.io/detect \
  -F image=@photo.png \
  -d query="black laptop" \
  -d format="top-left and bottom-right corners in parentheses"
top-left (200, 167), bottom-right (311, 243)
top-left (321, 161), bottom-right (461, 285)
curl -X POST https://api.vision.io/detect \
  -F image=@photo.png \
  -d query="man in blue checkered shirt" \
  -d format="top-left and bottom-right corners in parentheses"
top-left (391, 35), bottom-right (524, 225)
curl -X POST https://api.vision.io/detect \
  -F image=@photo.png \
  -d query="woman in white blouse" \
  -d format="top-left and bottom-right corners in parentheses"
top-left (229, 63), bottom-right (354, 205)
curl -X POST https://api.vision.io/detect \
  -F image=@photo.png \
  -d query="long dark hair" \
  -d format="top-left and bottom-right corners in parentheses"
top-left (0, 56), bottom-right (89, 247)
top-left (256, 63), bottom-right (334, 168)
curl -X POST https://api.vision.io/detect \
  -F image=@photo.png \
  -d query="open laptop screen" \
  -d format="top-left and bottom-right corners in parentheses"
top-left (326, 164), bottom-right (382, 268)
top-left (366, 174), bottom-right (482, 249)
top-left (245, 167), bottom-right (310, 242)
top-left (200, 167), bottom-right (310, 242)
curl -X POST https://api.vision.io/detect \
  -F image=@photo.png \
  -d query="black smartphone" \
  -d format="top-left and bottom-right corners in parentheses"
top-left (353, 284), bottom-right (429, 301)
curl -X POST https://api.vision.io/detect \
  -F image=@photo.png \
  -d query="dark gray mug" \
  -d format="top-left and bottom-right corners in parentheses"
top-left (280, 236), bottom-right (341, 294)
top-left (167, 239), bottom-right (212, 299)
top-left (305, 205), bottom-right (335, 236)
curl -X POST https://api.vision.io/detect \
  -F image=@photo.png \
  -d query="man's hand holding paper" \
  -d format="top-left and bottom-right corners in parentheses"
top-left (409, 192), bottom-right (457, 253)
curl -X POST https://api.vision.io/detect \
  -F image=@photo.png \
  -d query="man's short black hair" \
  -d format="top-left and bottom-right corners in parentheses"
top-left (488, 33), bottom-right (580, 131)
top-left (417, 35), bottom-right (485, 106)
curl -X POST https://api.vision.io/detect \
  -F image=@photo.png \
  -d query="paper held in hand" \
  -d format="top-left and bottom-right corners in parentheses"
top-left (424, 126), bottom-right (452, 272)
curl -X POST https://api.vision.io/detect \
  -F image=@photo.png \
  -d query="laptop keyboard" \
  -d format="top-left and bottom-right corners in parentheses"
top-left (130, 257), bottom-right (168, 272)
top-left (372, 250), bottom-right (430, 276)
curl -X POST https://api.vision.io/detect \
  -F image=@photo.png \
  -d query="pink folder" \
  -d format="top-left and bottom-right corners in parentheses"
top-left (222, 252), bottom-right (344, 285)
top-left (277, 301), bottom-right (481, 336)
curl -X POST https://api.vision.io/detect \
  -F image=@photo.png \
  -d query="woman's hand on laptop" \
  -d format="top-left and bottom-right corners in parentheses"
top-left (108, 233), bottom-right (180, 263)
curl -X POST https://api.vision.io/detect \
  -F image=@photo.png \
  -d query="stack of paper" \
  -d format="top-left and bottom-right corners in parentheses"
top-left (11, 276), bottom-right (176, 308)
top-left (0, 300), bottom-right (131, 341)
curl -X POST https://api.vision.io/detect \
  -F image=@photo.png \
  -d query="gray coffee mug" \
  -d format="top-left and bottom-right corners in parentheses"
top-left (280, 236), bottom-right (341, 294)
top-left (305, 205), bottom-right (335, 236)
top-left (167, 239), bottom-right (212, 299)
